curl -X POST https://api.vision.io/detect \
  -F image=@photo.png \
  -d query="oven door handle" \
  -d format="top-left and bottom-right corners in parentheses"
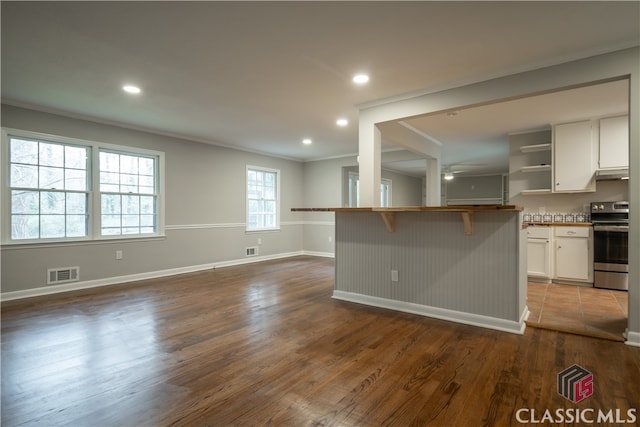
top-left (593, 225), bottom-right (629, 232)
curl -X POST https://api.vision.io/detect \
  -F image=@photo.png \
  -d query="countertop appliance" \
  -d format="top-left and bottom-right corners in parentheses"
top-left (590, 201), bottom-right (629, 290)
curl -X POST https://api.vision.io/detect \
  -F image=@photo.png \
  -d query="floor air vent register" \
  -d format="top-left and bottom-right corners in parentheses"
top-left (47, 267), bottom-right (80, 285)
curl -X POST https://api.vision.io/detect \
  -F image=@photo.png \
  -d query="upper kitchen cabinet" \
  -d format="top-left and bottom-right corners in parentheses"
top-left (553, 120), bottom-right (596, 193)
top-left (599, 115), bottom-right (629, 170)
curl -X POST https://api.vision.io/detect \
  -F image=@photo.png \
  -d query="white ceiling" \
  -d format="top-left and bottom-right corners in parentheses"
top-left (2, 2), bottom-right (639, 174)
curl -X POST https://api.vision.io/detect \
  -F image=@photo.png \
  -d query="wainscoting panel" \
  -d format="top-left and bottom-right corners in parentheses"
top-left (335, 211), bottom-right (524, 326)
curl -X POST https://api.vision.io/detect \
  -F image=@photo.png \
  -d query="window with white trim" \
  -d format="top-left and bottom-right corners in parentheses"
top-left (246, 166), bottom-right (279, 231)
top-left (347, 172), bottom-right (392, 207)
top-left (99, 151), bottom-right (158, 236)
top-left (3, 129), bottom-right (163, 243)
top-left (9, 137), bottom-right (89, 240)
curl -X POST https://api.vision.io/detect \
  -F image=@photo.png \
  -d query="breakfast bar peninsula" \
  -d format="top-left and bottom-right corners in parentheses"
top-left (293, 205), bottom-right (528, 334)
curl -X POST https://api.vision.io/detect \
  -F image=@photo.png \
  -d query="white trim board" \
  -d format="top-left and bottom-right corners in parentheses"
top-left (625, 331), bottom-right (640, 348)
top-left (302, 251), bottom-right (334, 259)
top-left (332, 290), bottom-right (528, 335)
top-left (1, 250), bottom-right (330, 302)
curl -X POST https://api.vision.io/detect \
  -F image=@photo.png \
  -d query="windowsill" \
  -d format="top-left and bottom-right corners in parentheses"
top-left (245, 228), bottom-right (281, 233)
top-left (0, 235), bottom-right (167, 250)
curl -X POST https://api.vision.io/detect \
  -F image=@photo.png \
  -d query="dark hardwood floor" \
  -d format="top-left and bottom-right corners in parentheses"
top-left (2, 256), bottom-right (639, 426)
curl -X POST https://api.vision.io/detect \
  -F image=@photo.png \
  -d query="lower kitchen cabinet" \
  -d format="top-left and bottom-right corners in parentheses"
top-left (527, 227), bottom-right (552, 280)
top-left (526, 225), bottom-right (593, 284)
top-left (554, 226), bottom-right (593, 283)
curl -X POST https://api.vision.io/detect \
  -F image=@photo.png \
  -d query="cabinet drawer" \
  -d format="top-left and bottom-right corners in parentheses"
top-left (527, 227), bottom-right (552, 239)
top-left (554, 226), bottom-right (590, 238)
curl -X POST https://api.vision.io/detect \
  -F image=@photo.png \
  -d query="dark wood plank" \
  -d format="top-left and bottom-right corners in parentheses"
top-left (2, 256), bottom-right (639, 426)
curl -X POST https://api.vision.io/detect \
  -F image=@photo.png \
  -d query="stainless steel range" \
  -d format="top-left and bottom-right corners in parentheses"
top-left (590, 201), bottom-right (629, 291)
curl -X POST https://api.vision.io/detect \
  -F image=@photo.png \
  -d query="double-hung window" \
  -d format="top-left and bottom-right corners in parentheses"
top-left (9, 137), bottom-right (89, 240)
top-left (246, 166), bottom-right (279, 231)
top-left (3, 129), bottom-right (163, 243)
top-left (99, 151), bottom-right (157, 236)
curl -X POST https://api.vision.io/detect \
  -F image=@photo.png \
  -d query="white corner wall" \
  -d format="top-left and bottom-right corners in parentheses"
top-left (1, 105), bottom-right (305, 298)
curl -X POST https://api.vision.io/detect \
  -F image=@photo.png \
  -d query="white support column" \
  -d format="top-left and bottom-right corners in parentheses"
top-left (359, 122), bottom-right (381, 207)
top-left (425, 157), bottom-right (441, 206)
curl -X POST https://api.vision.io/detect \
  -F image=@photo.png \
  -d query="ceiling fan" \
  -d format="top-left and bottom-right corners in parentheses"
top-left (441, 161), bottom-right (489, 180)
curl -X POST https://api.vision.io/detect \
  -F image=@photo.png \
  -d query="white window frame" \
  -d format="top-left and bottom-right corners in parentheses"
top-left (347, 172), bottom-right (392, 207)
top-left (246, 165), bottom-right (280, 232)
top-left (381, 178), bottom-right (392, 207)
top-left (1, 128), bottom-right (165, 245)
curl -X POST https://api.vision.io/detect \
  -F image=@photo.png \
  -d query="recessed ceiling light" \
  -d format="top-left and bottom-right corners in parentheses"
top-left (122, 85), bottom-right (141, 94)
top-left (352, 74), bottom-right (369, 84)
top-left (302, 138), bottom-right (312, 145)
top-left (336, 118), bottom-right (349, 127)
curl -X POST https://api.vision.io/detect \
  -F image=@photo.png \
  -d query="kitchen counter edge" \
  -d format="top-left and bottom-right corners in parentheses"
top-left (291, 205), bottom-right (523, 213)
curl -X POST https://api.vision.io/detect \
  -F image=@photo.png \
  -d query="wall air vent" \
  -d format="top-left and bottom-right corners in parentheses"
top-left (47, 267), bottom-right (80, 285)
top-left (245, 247), bottom-right (259, 257)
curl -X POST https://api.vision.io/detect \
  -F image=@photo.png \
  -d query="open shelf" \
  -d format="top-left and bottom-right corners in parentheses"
top-left (521, 164), bottom-right (551, 173)
top-left (520, 143), bottom-right (551, 153)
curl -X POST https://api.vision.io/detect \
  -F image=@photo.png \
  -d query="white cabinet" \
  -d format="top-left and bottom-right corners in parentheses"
top-left (599, 115), bottom-right (629, 169)
top-left (554, 227), bottom-right (593, 283)
top-left (553, 121), bottom-right (596, 193)
top-left (527, 227), bottom-right (552, 279)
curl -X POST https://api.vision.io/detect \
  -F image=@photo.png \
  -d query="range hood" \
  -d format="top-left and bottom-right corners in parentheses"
top-left (596, 168), bottom-right (629, 181)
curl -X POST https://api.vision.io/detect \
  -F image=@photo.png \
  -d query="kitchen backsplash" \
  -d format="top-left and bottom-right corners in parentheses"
top-left (510, 179), bottom-right (628, 216)
top-left (523, 211), bottom-right (590, 223)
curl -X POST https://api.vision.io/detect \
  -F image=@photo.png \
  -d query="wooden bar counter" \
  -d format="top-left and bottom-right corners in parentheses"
top-left (293, 205), bottom-right (522, 234)
top-left (293, 205), bottom-right (529, 334)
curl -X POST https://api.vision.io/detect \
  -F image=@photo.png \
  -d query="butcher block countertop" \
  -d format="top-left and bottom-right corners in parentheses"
top-left (292, 205), bottom-right (523, 234)
top-left (291, 205), bottom-right (523, 213)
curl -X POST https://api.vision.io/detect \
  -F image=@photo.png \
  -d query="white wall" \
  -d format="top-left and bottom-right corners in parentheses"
top-left (299, 156), bottom-right (423, 256)
top-left (341, 165), bottom-right (423, 207)
top-left (1, 104), bottom-right (305, 296)
top-left (445, 174), bottom-right (505, 205)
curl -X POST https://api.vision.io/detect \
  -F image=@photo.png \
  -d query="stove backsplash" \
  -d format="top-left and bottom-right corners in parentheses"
top-left (512, 180), bottom-right (628, 223)
top-left (523, 211), bottom-right (590, 223)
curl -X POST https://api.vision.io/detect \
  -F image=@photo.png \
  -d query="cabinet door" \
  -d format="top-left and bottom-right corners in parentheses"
top-left (528, 239), bottom-right (550, 278)
top-left (555, 237), bottom-right (590, 281)
top-left (599, 116), bottom-right (629, 169)
top-left (554, 121), bottom-right (596, 192)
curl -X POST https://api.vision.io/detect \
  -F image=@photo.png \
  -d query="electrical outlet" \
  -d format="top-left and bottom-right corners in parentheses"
top-left (328, 236), bottom-right (333, 243)
top-left (258, 238), bottom-right (262, 245)
top-left (391, 270), bottom-right (399, 282)
top-left (116, 250), bottom-right (123, 260)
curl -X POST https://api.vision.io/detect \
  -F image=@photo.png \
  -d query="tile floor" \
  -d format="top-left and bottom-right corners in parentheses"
top-left (526, 282), bottom-right (629, 341)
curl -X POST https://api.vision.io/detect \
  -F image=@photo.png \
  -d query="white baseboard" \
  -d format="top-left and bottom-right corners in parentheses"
top-left (301, 250), bottom-right (334, 258)
top-left (332, 290), bottom-right (528, 335)
top-left (625, 330), bottom-right (640, 347)
top-left (212, 251), bottom-right (304, 268)
top-left (1, 250), bottom-right (329, 302)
